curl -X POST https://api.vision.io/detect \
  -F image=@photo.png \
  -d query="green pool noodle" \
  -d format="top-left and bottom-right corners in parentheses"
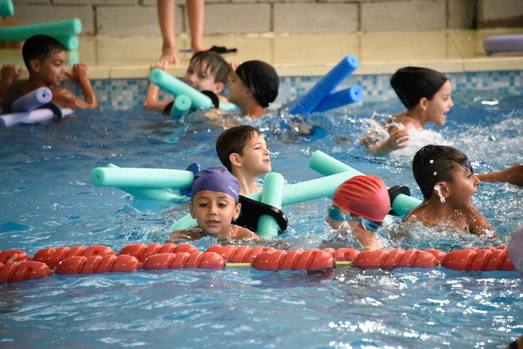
top-left (0, 0), bottom-right (14, 17)
top-left (97, 164), bottom-right (188, 202)
top-left (170, 170), bottom-right (359, 231)
top-left (257, 172), bottom-right (284, 239)
top-left (171, 94), bottom-right (192, 119)
top-left (90, 166), bottom-right (194, 189)
top-left (309, 150), bottom-right (421, 217)
top-left (66, 49), bottom-right (79, 65)
top-left (55, 35), bottom-right (79, 51)
top-left (149, 68), bottom-right (213, 111)
top-left (0, 18), bottom-right (82, 42)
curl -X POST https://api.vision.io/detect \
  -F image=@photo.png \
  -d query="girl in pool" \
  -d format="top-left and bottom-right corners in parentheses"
top-left (361, 66), bottom-right (454, 154)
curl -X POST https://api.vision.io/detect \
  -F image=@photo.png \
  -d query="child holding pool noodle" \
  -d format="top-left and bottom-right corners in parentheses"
top-left (404, 145), bottom-right (495, 237)
top-left (216, 125), bottom-right (287, 234)
top-left (168, 167), bottom-right (260, 242)
top-left (144, 51), bottom-right (231, 115)
top-left (361, 67), bottom-right (453, 154)
top-left (1, 35), bottom-right (97, 114)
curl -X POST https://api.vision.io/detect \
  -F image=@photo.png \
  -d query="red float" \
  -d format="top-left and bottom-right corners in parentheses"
top-left (119, 243), bottom-right (198, 262)
top-left (0, 261), bottom-right (52, 283)
top-left (206, 245), bottom-right (276, 263)
top-left (55, 254), bottom-right (141, 274)
top-left (352, 248), bottom-right (441, 269)
top-left (34, 245), bottom-right (115, 269)
top-left (143, 252), bottom-right (225, 269)
top-left (252, 249), bottom-right (334, 271)
top-left (441, 247), bottom-right (514, 271)
top-left (0, 249), bottom-right (30, 263)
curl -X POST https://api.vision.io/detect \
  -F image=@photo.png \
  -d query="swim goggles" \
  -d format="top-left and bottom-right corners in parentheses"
top-left (328, 207), bottom-right (382, 232)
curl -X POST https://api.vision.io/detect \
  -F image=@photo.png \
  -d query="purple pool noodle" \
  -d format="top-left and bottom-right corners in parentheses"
top-left (509, 225), bottom-right (523, 276)
top-left (11, 87), bottom-right (53, 113)
top-left (311, 85), bottom-right (363, 113)
top-left (484, 34), bottom-right (523, 54)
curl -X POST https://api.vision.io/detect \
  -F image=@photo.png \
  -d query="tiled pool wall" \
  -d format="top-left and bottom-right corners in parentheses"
top-left (69, 71), bottom-right (523, 111)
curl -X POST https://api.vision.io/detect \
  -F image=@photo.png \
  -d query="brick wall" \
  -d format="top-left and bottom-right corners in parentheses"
top-left (10, 0), bottom-right (523, 36)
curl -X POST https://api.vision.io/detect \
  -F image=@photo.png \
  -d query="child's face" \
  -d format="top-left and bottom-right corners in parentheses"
top-left (444, 164), bottom-right (479, 209)
top-left (426, 80), bottom-right (454, 125)
top-left (184, 62), bottom-right (223, 94)
top-left (227, 71), bottom-right (251, 105)
top-left (238, 132), bottom-right (271, 176)
top-left (189, 190), bottom-right (241, 238)
top-left (32, 50), bottom-right (66, 87)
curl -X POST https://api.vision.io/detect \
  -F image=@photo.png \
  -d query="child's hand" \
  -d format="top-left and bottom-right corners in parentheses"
top-left (66, 64), bottom-right (89, 81)
top-left (385, 127), bottom-right (409, 151)
top-left (150, 59), bottom-right (169, 72)
top-left (1, 64), bottom-right (22, 83)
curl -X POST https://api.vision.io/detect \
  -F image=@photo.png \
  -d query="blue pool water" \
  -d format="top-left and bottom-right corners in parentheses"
top-left (0, 74), bottom-right (522, 348)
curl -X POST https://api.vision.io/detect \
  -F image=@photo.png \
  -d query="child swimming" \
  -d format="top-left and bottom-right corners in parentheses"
top-left (404, 145), bottom-right (495, 237)
top-left (216, 125), bottom-right (271, 196)
top-left (325, 175), bottom-right (391, 250)
top-left (144, 50), bottom-right (231, 114)
top-left (1, 34), bottom-right (98, 113)
top-left (362, 67), bottom-right (453, 154)
top-left (227, 60), bottom-right (279, 118)
top-left (168, 167), bottom-right (260, 242)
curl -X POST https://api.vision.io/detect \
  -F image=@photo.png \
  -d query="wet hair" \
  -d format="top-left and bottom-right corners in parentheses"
top-left (187, 51), bottom-right (230, 85)
top-left (412, 145), bottom-right (473, 200)
top-left (235, 60), bottom-right (279, 108)
top-left (22, 35), bottom-right (66, 71)
top-left (390, 67), bottom-right (448, 110)
top-left (216, 125), bottom-right (263, 171)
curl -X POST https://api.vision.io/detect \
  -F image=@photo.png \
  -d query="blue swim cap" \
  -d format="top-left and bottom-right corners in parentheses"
top-left (191, 167), bottom-right (240, 202)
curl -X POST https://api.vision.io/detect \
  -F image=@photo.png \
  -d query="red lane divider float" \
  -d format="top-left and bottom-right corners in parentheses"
top-left (441, 246), bottom-right (514, 271)
top-left (0, 245), bottom-right (516, 283)
top-left (34, 245), bottom-right (116, 269)
top-left (119, 242), bottom-right (198, 262)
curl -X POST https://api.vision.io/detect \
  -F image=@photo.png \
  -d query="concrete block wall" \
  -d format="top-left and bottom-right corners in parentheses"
top-left (10, 0), bottom-right (523, 37)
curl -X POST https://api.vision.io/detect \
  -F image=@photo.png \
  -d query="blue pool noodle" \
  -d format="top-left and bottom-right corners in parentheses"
top-left (149, 69), bottom-right (214, 111)
top-left (90, 166), bottom-right (194, 189)
top-left (309, 150), bottom-right (421, 217)
top-left (311, 85), bottom-right (363, 113)
top-left (11, 87), bottom-right (53, 113)
top-left (288, 55), bottom-right (359, 115)
top-left (257, 172), bottom-right (284, 239)
top-left (0, 0), bottom-right (14, 17)
top-left (171, 94), bottom-right (192, 119)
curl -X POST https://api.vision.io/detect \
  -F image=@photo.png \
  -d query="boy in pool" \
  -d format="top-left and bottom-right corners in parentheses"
top-left (227, 60), bottom-right (279, 118)
top-left (404, 145), bottom-right (495, 236)
top-left (362, 66), bottom-right (453, 154)
top-left (168, 167), bottom-right (260, 242)
top-left (325, 175), bottom-right (391, 250)
top-left (216, 125), bottom-right (271, 196)
top-left (1, 35), bottom-right (98, 114)
top-left (144, 50), bottom-right (231, 114)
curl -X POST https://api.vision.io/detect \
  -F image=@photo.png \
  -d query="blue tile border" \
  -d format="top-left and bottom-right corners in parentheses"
top-left (66, 70), bottom-right (523, 111)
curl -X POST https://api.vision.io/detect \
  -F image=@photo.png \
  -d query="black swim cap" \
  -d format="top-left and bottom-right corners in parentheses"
top-left (390, 67), bottom-right (448, 109)
top-left (235, 60), bottom-right (279, 108)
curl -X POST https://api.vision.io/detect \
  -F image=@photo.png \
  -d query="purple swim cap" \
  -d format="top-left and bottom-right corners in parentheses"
top-left (191, 167), bottom-right (240, 202)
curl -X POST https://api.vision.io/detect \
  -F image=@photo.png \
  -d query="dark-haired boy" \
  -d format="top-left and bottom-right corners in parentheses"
top-left (404, 145), bottom-right (495, 237)
top-left (216, 125), bottom-right (271, 196)
top-left (1, 34), bottom-right (97, 114)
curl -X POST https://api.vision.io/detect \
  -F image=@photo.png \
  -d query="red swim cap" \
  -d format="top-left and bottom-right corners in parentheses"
top-left (333, 175), bottom-right (391, 222)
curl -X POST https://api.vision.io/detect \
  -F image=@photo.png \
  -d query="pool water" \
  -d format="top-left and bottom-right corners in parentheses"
top-left (0, 79), bottom-right (522, 348)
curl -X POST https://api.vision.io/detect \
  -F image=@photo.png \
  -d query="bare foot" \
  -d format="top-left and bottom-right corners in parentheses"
top-left (160, 46), bottom-right (180, 66)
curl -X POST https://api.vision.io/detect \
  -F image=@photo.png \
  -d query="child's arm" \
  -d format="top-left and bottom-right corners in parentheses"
top-left (362, 125), bottom-right (409, 154)
top-left (167, 228), bottom-right (205, 242)
top-left (54, 64), bottom-right (98, 109)
top-left (466, 206), bottom-right (496, 237)
top-left (478, 165), bottom-right (523, 187)
top-left (144, 60), bottom-right (173, 112)
top-left (230, 225), bottom-right (260, 240)
top-left (0, 64), bottom-right (22, 104)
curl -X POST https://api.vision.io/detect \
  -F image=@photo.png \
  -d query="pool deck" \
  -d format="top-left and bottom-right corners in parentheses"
top-left (1, 28), bottom-right (522, 79)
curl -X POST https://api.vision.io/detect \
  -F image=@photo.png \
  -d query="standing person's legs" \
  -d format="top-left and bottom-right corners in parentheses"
top-left (157, 0), bottom-right (179, 65)
top-left (186, 0), bottom-right (209, 53)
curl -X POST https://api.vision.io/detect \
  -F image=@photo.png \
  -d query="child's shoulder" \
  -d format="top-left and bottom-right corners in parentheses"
top-left (230, 224), bottom-right (259, 240)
